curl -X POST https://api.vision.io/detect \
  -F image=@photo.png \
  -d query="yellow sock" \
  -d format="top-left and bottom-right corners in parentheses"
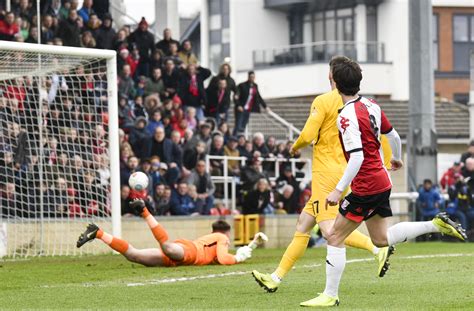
top-left (344, 230), bottom-right (375, 254)
top-left (274, 232), bottom-right (310, 279)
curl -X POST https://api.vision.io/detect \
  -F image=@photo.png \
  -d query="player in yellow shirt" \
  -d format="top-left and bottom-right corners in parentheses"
top-left (252, 56), bottom-right (393, 293)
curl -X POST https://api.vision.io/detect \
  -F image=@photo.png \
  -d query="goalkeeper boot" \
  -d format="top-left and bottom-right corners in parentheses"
top-left (251, 270), bottom-right (280, 293)
top-left (432, 212), bottom-right (467, 241)
top-left (130, 198), bottom-right (146, 214)
top-left (76, 223), bottom-right (99, 248)
top-left (300, 293), bottom-right (340, 307)
top-left (377, 245), bottom-right (395, 277)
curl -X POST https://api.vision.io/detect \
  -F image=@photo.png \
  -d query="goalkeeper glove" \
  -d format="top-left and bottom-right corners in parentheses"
top-left (234, 245), bottom-right (252, 263)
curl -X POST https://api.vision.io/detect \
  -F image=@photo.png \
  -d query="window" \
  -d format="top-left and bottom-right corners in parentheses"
top-left (453, 93), bottom-right (469, 105)
top-left (209, 0), bottom-right (220, 15)
top-left (433, 14), bottom-right (438, 70)
top-left (453, 14), bottom-right (474, 71)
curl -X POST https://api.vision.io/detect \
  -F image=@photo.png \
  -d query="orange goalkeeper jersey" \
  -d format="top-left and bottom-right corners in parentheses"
top-left (191, 232), bottom-right (236, 266)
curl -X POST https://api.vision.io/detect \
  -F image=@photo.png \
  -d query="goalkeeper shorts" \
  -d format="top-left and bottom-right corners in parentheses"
top-left (161, 239), bottom-right (197, 267)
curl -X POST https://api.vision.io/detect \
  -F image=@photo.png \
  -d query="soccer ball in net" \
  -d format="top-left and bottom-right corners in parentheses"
top-left (128, 172), bottom-right (149, 191)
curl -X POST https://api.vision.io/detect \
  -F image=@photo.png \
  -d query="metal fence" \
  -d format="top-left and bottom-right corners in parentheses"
top-left (253, 41), bottom-right (385, 68)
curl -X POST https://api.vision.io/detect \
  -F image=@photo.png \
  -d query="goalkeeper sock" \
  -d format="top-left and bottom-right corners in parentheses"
top-left (273, 231), bottom-right (310, 279)
top-left (141, 207), bottom-right (169, 244)
top-left (323, 245), bottom-right (346, 298)
top-left (387, 221), bottom-right (437, 245)
top-left (96, 229), bottom-right (129, 254)
top-left (344, 229), bottom-right (377, 255)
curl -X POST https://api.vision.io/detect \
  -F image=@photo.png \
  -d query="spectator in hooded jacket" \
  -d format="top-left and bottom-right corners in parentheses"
top-left (128, 17), bottom-right (155, 77)
top-left (57, 9), bottom-right (81, 47)
top-left (95, 13), bottom-right (116, 50)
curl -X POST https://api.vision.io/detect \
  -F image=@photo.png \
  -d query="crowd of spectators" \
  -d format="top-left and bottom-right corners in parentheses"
top-left (0, 0), bottom-right (309, 218)
top-left (417, 141), bottom-right (474, 239)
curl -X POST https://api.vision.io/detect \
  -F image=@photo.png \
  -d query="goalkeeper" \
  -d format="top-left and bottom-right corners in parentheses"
top-left (77, 199), bottom-right (261, 266)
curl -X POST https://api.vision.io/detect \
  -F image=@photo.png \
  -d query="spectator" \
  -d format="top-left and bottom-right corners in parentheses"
top-left (187, 160), bottom-right (215, 215)
top-left (266, 136), bottom-right (277, 156)
top-left (143, 127), bottom-right (182, 184)
top-left (185, 107), bottom-right (198, 131)
top-left (461, 157), bottom-right (474, 193)
top-left (120, 185), bottom-right (134, 216)
top-left (146, 110), bottom-right (163, 136)
top-left (275, 165), bottom-right (300, 210)
top-left (128, 117), bottom-right (149, 158)
top-left (113, 28), bottom-right (128, 51)
top-left (78, 0), bottom-right (95, 23)
top-left (191, 123), bottom-right (213, 150)
top-left (45, 177), bottom-right (68, 217)
top-left (170, 181), bottom-right (196, 215)
top-left (210, 202), bottom-right (232, 216)
top-left (154, 184), bottom-right (171, 215)
top-left (440, 162), bottom-right (462, 192)
top-left (164, 41), bottom-right (183, 67)
top-left (447, 174), bottom-right (473, 231)
top-left (252, 132), bottom-right (269, 157)
top-left (240, 141), bottom-right (254, 160)
top-left (209, 63), bottom-right (237, 101)
top-left (118, 64), bottom-right (136, 100)
top-left (274, 184), bottom-right (296, 214)
top-left (85, 12), bottom-right (101, 35)
top-left (95, 13), bottom-right (116, 50)
top-left (128, 17), bottom-right (155, 77)
top-left (144, 67), bottom-right (165, 99)
top-left (155, 28), bottom-right (180, 56)
top-left (416, 179), bottom-right (442, 221)
top-left (57, 9), bottom-right (81, 47)
top-left (130, 95), bottom-right (148, 120)
top-left (183, 140), bottom-right (207, 171)
top-left (224, 136), bottom-right (240, 175)
top-left (206, 77), bottom-right (230, 124)
top-left (234, 71), bottom-right (268, 135)
top-left (120, 156), bottom-right (139, 186)
top-left (150, 49), bottom-right (164, 70)
top-left (58, 0), bottom-right (72, 20)
top-left (80, 30), bottom-right (96, 48)
top-left (162, 59), bottom-right (180, 99)
top-left (209, 134), bottom-right (225, 175)
top-left (14, 0), bottom-right (35, 22)
top-left (0, 12), bottom-right (19, 41)
top-left (43, 0), bottom-right (62, 19)
top-left (241, 157), bottom-right (268, 191)
top-left (460, 140), bottom-right (474, 164)
top-left (243, 178), bottom-right (273, 215)
top-left (178, 64), bottom-right (211, 121)
top-left (41, 14), bottom-right (55, 43)
top-left (178, 40), bottom-right (199, 67)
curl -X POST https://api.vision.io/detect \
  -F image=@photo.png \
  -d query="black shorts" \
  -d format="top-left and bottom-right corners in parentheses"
top-left (339, 189), bottom-right (392, 223)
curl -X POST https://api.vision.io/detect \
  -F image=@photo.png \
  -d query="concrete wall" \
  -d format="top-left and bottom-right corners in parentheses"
top-left (377, 0), bottom-right (410, 101)
top-left (230, 0), bottom-right (289, 71)
top-left (235, 63), bottom-right (393, 99)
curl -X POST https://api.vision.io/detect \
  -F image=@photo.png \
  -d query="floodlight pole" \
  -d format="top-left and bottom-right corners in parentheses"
top-left (407, 0), bottom-right (437, 190)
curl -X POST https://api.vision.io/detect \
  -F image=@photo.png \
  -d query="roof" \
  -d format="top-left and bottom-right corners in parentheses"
top-left (267, 97), bottom-right (469, 140)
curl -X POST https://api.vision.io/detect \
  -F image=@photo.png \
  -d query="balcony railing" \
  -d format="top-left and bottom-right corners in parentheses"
top-left (253, 41), bottom-right (385, 68)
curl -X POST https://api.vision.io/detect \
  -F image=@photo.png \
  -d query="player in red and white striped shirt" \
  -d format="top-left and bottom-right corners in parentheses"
top-left (300, 58), bottom-right (467, 308)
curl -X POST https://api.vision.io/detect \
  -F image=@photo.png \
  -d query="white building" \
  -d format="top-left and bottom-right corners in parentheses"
top-left (199, 0), bottom-right (474, 103)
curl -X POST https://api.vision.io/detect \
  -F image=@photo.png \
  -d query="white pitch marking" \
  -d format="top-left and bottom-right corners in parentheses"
top-left (37, 252), bottom-right (473, 289)
top-left (124, 253), bottom-right (472, 287)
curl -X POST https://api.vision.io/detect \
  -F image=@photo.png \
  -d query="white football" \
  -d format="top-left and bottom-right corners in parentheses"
top-left (128, 172), bottom-right (149, 191)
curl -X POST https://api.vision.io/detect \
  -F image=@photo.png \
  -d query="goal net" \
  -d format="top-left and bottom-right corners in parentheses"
top-left (0, 42), bottom-right (120, 258)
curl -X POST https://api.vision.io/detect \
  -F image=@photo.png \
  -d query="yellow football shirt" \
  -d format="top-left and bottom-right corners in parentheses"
top-left (293, 89), bottom-right (392, 173)
top-left (293, 89), bottom-right (346, 173)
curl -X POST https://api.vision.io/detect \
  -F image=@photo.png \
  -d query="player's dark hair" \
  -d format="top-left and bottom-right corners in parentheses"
top-left (331, 59), bottom-right (362, 96)
top-left (329, 55), bottom-right (351, 72)
top-left (212, 220), bottom-right (231, 233)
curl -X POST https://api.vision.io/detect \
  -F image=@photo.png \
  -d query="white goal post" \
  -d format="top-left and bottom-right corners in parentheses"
top-left (0, 41), bottom-right (120, 257)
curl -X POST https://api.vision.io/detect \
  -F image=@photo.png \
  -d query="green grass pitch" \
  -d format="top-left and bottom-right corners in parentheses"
top-left (1, 242), bottom-right (473, 310)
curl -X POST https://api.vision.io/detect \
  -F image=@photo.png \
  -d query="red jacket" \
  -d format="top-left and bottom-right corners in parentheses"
top-left (0, 20), bottom-right (19, 39)
top-left (440, 168), bottom-right (457, 191)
